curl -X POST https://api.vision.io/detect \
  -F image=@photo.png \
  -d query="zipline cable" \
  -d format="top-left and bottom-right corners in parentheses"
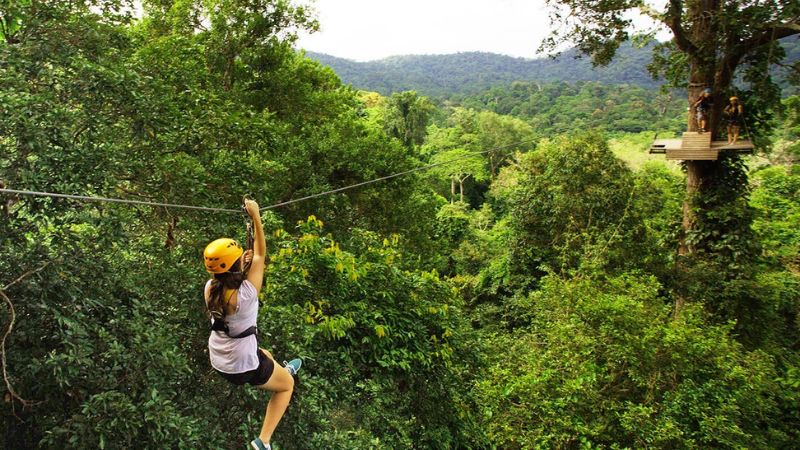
top-left (0, 138), bottom-right (537, 214)
top-left (260, 139), bottom-right (535, 211)
top-left (0, 188), bottom-right (242, 214)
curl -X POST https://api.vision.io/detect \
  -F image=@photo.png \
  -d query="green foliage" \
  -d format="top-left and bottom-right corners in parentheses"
top-left (475, 274), bottom-right (793, 449)
top-left (778, 95), bottom-right (800, 157)
top-left (429, 149), bottom-right (488, 203)
top-left (0, 0), bottom-right (31, 44)
top-left (2, 1), bottom-right (800, 449)
top-left (458, 81), bottom-right (686, 137)
top-left (630, 161), bottom-right (684, 272)
top-left (505, 132), bottom-right (653, 285)
top-left (434, 202), bottom-right (473, 250)
top-left (259, 218), bottom-right (480, 449)
top-left (383, 91), bottom-right (436, 148)
top-left (684, 155), bottom-right (759, 272)
top-left (0, 204), bottom-right (215, 448)
top-left (422, 108), bottom-right (535, 206)
top-left (751, 165), bottom-right (800, 270)
top-left (307, 42), bottom-right (663, 98)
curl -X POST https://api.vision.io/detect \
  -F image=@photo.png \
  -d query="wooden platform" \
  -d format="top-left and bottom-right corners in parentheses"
top-left (649, 132), bottom-right (755, 160)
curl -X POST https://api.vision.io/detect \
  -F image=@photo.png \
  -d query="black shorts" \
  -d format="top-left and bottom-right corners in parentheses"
top-left (217, 349), bottom-right (275, 386)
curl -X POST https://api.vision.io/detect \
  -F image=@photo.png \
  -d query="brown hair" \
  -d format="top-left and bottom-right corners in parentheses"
top-left (207, 259), bottom-right (244, 319)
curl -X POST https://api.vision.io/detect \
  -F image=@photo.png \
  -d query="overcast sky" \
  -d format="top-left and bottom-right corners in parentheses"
top-left (296, 0), bottom-right (562, 61)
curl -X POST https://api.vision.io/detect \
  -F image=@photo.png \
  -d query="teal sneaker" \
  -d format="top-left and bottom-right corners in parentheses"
top-left (250, 437), bottom-right (270, 450)
top-left (283, 358), bottom-right (302, 376)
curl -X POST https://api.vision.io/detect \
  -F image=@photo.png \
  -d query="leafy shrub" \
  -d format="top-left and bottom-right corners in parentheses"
top-left (475, 274), bottom-right (791, 449)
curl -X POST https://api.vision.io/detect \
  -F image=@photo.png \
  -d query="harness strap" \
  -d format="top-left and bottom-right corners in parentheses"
top-left (208, 287), bottom-right (257, 339)
top-left (210, 318), bottom-right (258, 339)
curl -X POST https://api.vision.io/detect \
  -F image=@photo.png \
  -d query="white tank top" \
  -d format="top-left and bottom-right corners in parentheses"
top-left (206, 279), bottom-right (259, 374)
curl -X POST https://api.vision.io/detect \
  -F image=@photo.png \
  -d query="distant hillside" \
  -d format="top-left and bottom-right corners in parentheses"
top-left (306, 43), bottom-right (659, 97)
top-left (306, 39), bottom-right (800, 98)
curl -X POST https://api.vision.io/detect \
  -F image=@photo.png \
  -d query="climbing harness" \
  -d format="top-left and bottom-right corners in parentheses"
top-left (210, 315), bottom-right (257, 339)
top-left (207, 279), bottom-right (259, 338)
top-left (206, 282), bottom-right (258, 339)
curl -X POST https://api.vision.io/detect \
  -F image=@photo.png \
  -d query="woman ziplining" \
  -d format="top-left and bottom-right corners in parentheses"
top-left (203, 198), bottom-right (302, 450)
top-left (0, 139), bottom-right (536, 448)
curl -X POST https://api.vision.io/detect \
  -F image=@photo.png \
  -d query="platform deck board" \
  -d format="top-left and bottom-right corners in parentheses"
top-left (650, 136), bottom-right (754, 160)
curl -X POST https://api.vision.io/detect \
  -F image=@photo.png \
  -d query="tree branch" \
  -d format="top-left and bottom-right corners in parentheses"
top-left (0, 262), bottom-right (52, 409)
top-left (665, 0), bottom-right (698, 56)
top-left (718, 22), bottom-right (800, 88)
top-left (774, 60), bottom-right (800, 76)
top-left (3, 261), bottom-right (52, 291)
top-left (741, 22), bottom-right (800, 53)
top-left (0, 290), bottom-right (37, 408)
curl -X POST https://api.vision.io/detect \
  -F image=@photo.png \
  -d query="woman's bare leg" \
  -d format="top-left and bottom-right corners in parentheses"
top-left (255, 349), bottom-right (295, 446)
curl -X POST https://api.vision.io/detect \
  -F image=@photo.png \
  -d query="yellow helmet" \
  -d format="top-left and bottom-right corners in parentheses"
top-left (730, 96), bottom-right (738, 101)
top-left (204, 238), bottom-right (243, 274)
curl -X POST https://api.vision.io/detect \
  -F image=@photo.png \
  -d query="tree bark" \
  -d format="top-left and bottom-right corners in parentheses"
top-left (680, 0), bottom-right (719, 257)
top-left (676, 0), bottom-right (720, 315)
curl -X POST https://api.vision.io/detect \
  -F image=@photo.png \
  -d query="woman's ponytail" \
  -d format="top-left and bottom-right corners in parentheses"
top-left (207, 260), bottom-right (245, 319)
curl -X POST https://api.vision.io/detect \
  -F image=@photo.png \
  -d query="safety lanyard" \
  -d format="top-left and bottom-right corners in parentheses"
top-left (242, 197), bottom-right (254, 275)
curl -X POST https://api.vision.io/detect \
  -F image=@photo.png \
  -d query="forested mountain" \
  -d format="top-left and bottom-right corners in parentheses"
top-left (455, 81), bottom-right (686, 135)
top-left (307, 42), bottom-right (658, 97)
top-left (307, 38), bottom-right (800, 97)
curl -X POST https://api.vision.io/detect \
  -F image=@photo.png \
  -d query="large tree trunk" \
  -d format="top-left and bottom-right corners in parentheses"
top-left (680, 0), bottom-right (719, 256)
top-left (676, 0), bottom-right (721, 314)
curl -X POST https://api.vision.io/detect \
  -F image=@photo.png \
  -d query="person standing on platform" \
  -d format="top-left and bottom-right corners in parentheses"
top-left (692, 88), bottom-right (713, 133)
top-left (724, 96), bottom-right (744, 145)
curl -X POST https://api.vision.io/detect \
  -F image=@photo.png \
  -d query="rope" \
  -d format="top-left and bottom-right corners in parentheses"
top-left (1, 138), bottom-right (537, 214)
top-left (0, 188), bottom-right (242, 214)
top-left (742, 114), bottom-right (753, 141)
top-left (260, 139), bottom-right (535, 211)
top-left (762, 27), bottom-right (778, 87)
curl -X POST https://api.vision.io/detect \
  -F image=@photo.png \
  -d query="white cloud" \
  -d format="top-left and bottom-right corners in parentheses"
top-left (297, 0), bottom-right (555, 61)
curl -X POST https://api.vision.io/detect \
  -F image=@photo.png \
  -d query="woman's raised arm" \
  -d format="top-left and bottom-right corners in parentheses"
top-left (244, 199), bottom-right (266, 292)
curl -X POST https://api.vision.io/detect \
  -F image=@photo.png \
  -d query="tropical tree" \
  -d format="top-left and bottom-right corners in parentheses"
top-left (504, 132), bottom-right (650, 287)
top-left (474, 111), bottom-right (536, 178)
top-left (541, 0), bottom-right (800, 257)
top-left (383, 91), bottom-right (436, 148)
top-left (475, 274), bottom-right (793, 448)
top-left (430, 149), bottom-right (489, 203)
top-left (780, 95), bottom-right (800, 158)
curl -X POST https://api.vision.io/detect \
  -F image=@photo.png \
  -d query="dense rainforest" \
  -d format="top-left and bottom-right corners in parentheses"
top-left (1, 1), bottom-right (799, 449)
top-left (307, 38), bottom-right (800, 98)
